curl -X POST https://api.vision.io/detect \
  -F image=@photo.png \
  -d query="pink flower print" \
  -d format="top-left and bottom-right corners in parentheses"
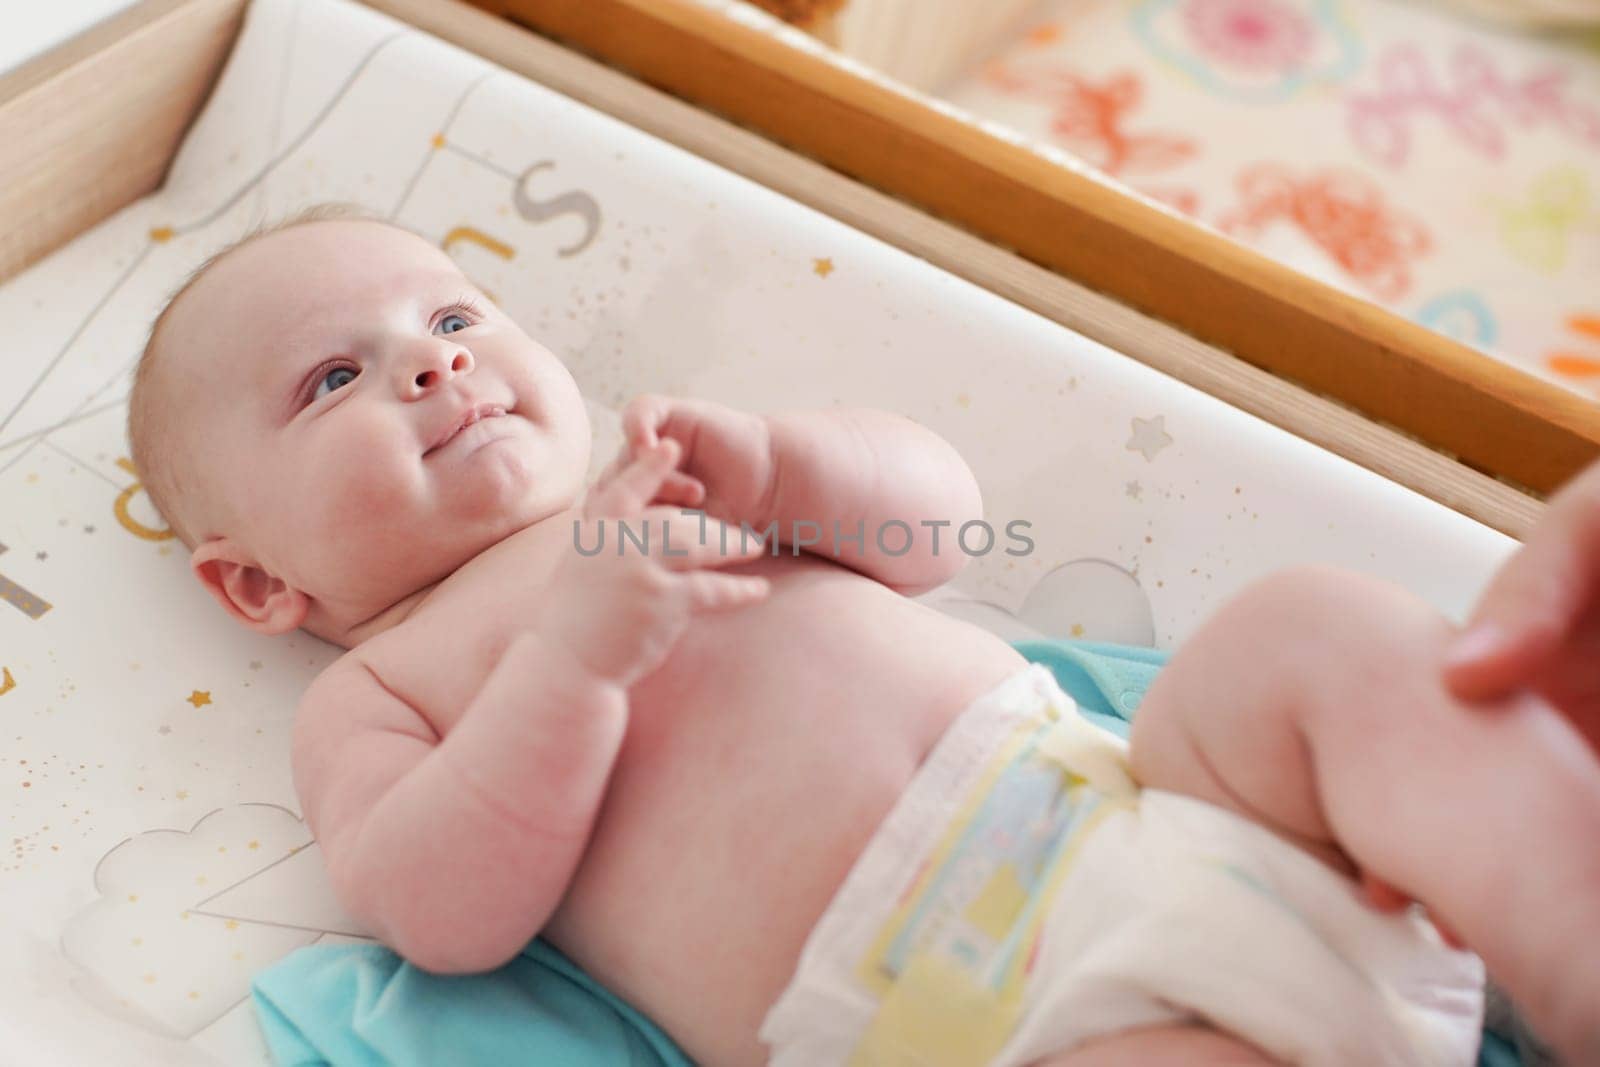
top-left (1132, 0), bottom-right (1361, 105)
top-left (1348, 43), bottom-right (1600, 168)
top-left (1183, 0), bottom-right (1315, 75)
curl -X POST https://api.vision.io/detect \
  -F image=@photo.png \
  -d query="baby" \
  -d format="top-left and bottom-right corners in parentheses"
top-left (128, 211), bottom-right (1600, 1066)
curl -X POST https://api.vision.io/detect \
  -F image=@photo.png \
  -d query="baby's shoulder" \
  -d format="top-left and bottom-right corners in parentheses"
top-left (332, 606), bottom-right (505, 734)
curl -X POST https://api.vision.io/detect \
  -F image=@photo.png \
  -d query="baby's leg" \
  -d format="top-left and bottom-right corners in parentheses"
top-left (1027, 1025), bottom-right (1275, 1066)
top-left (1127, 566), bottom-right (1600, 1061)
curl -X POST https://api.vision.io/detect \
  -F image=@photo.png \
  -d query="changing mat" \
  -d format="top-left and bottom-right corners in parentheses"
top-left (0, 0), bottom-right (1519, 1062)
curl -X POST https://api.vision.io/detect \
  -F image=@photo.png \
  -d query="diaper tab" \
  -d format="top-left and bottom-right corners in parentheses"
top-left (849, 706), bottom-right (1134, 1066)
top-left (1035, 690), bottom-right (1137, 805)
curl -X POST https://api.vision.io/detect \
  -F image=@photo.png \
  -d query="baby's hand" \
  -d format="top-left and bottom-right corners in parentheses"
top-left (595, 395), bottom-right (777, 530)
top-left (545, 439), bottom-right (770, 689)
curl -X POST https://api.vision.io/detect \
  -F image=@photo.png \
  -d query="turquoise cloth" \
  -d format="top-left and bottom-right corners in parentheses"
top-left (251, 638), bottom-right (1522, 1066)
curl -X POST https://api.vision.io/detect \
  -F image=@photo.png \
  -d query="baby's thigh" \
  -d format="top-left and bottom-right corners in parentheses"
top-left (1026, 1024), bottom-right (1278, 1066)
top-left (1126, 565), bottom-right (1453, 857)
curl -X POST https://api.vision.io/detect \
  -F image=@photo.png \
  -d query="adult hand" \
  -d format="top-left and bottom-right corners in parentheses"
top-left (1443, 458), bottom-right (1600, 755)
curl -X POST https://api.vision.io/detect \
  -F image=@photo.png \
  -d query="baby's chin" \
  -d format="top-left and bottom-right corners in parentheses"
top-left (285, 476), bottom-right (583, 630)
top-left (371, 497), bottom-right (565, 580)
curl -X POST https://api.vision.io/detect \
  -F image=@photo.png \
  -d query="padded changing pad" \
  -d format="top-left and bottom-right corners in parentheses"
top-left (0, 0), bottom-right (1516, 1062)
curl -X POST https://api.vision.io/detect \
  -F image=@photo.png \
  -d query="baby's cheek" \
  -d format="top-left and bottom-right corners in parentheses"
top-left (323, 456), bottom-right (419, 527)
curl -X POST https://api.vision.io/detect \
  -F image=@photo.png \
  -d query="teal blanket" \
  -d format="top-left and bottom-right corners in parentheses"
top-left (251, 639), bottom-right (1525, 1066)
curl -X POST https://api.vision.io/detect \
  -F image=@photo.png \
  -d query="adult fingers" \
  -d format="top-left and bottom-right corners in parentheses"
top-left (1444, 483), bottom-right (1600, 700)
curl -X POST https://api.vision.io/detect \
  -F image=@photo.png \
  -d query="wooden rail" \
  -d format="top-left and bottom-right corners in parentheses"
top-left (468, 0), bottom-right (1599, 495)
top-left (0, 0), bottom-right (247, 286)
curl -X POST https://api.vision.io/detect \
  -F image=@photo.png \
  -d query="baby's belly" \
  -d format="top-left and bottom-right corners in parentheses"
top-left (542, 555), bottom-right (1027, 1067)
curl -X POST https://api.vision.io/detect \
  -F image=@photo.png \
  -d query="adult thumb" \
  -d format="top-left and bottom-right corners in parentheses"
top-left (1444, 484), bottom-right (1600, 700)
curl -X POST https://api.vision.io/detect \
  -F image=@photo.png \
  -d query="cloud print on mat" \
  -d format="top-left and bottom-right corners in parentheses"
top-left (923, 557), bottom-right (1156, 648)
top-left (61, 804), bottom-right (369, 1038)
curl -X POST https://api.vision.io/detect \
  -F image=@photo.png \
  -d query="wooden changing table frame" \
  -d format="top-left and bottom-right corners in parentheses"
top-left (468, 0), bottom-right (1600, 501)
top-left (0, 0), bottom-right (1551, 537)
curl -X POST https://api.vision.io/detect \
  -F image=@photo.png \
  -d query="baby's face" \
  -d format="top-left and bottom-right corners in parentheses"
top-left (165, 219), bottom-right (591, 622)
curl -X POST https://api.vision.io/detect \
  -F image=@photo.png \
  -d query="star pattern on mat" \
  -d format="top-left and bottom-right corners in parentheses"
top-left (1126, 415), bottom-right (1173, 462)
top-left (1125, 480), bottom-right (1142, 499)
top-left (186, 690), bottom-right (212, 708)
top-left (812, 257), bottom-right (834, 278)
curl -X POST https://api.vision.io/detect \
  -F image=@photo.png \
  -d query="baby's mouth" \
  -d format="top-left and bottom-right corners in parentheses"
top-left (425, 403), bottom-right (509, 455)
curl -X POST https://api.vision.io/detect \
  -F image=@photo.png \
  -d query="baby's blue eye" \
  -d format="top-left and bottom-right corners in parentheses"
top-left (313, 366), bottom-right (358, 401)
top-left (436, 313), bottom-right (471, 335)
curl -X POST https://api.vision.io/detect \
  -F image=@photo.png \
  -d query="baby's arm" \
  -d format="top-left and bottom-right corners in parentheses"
top-left (294, 632), bottom-right (624, 974)
top-left (612, 395), bottom-right (983, 595)
top-left (759, 408), bottom-right (984, 595)
top-left (296, 442), bottom-right (768, 975)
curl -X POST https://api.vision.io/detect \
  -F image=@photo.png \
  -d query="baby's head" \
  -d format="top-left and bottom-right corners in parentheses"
top-left (129, 207), bottom-right (592, 644)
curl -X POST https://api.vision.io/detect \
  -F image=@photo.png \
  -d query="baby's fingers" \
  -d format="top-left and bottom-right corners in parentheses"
top-left (654, 514), bottom-right (766, 571)
top-left (592, 448), bottom-right (632, 493)
top-left (681, 572), bottom-right (770, 612)
top-left (622, 394), bottom-right (671, 451)
top-left (658, 471), bottom-right (706, 508)
top-left (585, 439), bottom-right (680, 518)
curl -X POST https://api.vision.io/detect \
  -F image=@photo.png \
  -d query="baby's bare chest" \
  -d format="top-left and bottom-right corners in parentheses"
top-left (370, 549), bottom-right (994, 736)
top-left (362, 550), bottom-right (1029, 1064)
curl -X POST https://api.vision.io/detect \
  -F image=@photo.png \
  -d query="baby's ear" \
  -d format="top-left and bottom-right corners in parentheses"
top-left (190, 539), bottom-right (309, 635)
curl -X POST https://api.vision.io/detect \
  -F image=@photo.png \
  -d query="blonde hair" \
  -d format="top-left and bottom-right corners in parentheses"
top-left (127, 202), bottom-right (384, 547)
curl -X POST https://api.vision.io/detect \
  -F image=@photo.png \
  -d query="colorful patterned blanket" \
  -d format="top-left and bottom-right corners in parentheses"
top-left (942, 0), bottom-right (1600, 398)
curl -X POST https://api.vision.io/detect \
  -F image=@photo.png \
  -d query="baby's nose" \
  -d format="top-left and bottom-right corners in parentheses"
top-left (405, 344), bottom-right (474, 395)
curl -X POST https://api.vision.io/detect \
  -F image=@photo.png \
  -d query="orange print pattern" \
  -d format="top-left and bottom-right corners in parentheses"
top-left (985, 64), bottom-right (1199, 178)
top-left (1546, 314), bottom-right (1600, 384)
top-left (1218, 164), bottom-right (1433, 301)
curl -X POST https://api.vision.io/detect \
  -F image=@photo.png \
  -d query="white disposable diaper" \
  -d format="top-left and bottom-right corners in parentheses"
top-left (758, 663), bottom-right (1486, 1066)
